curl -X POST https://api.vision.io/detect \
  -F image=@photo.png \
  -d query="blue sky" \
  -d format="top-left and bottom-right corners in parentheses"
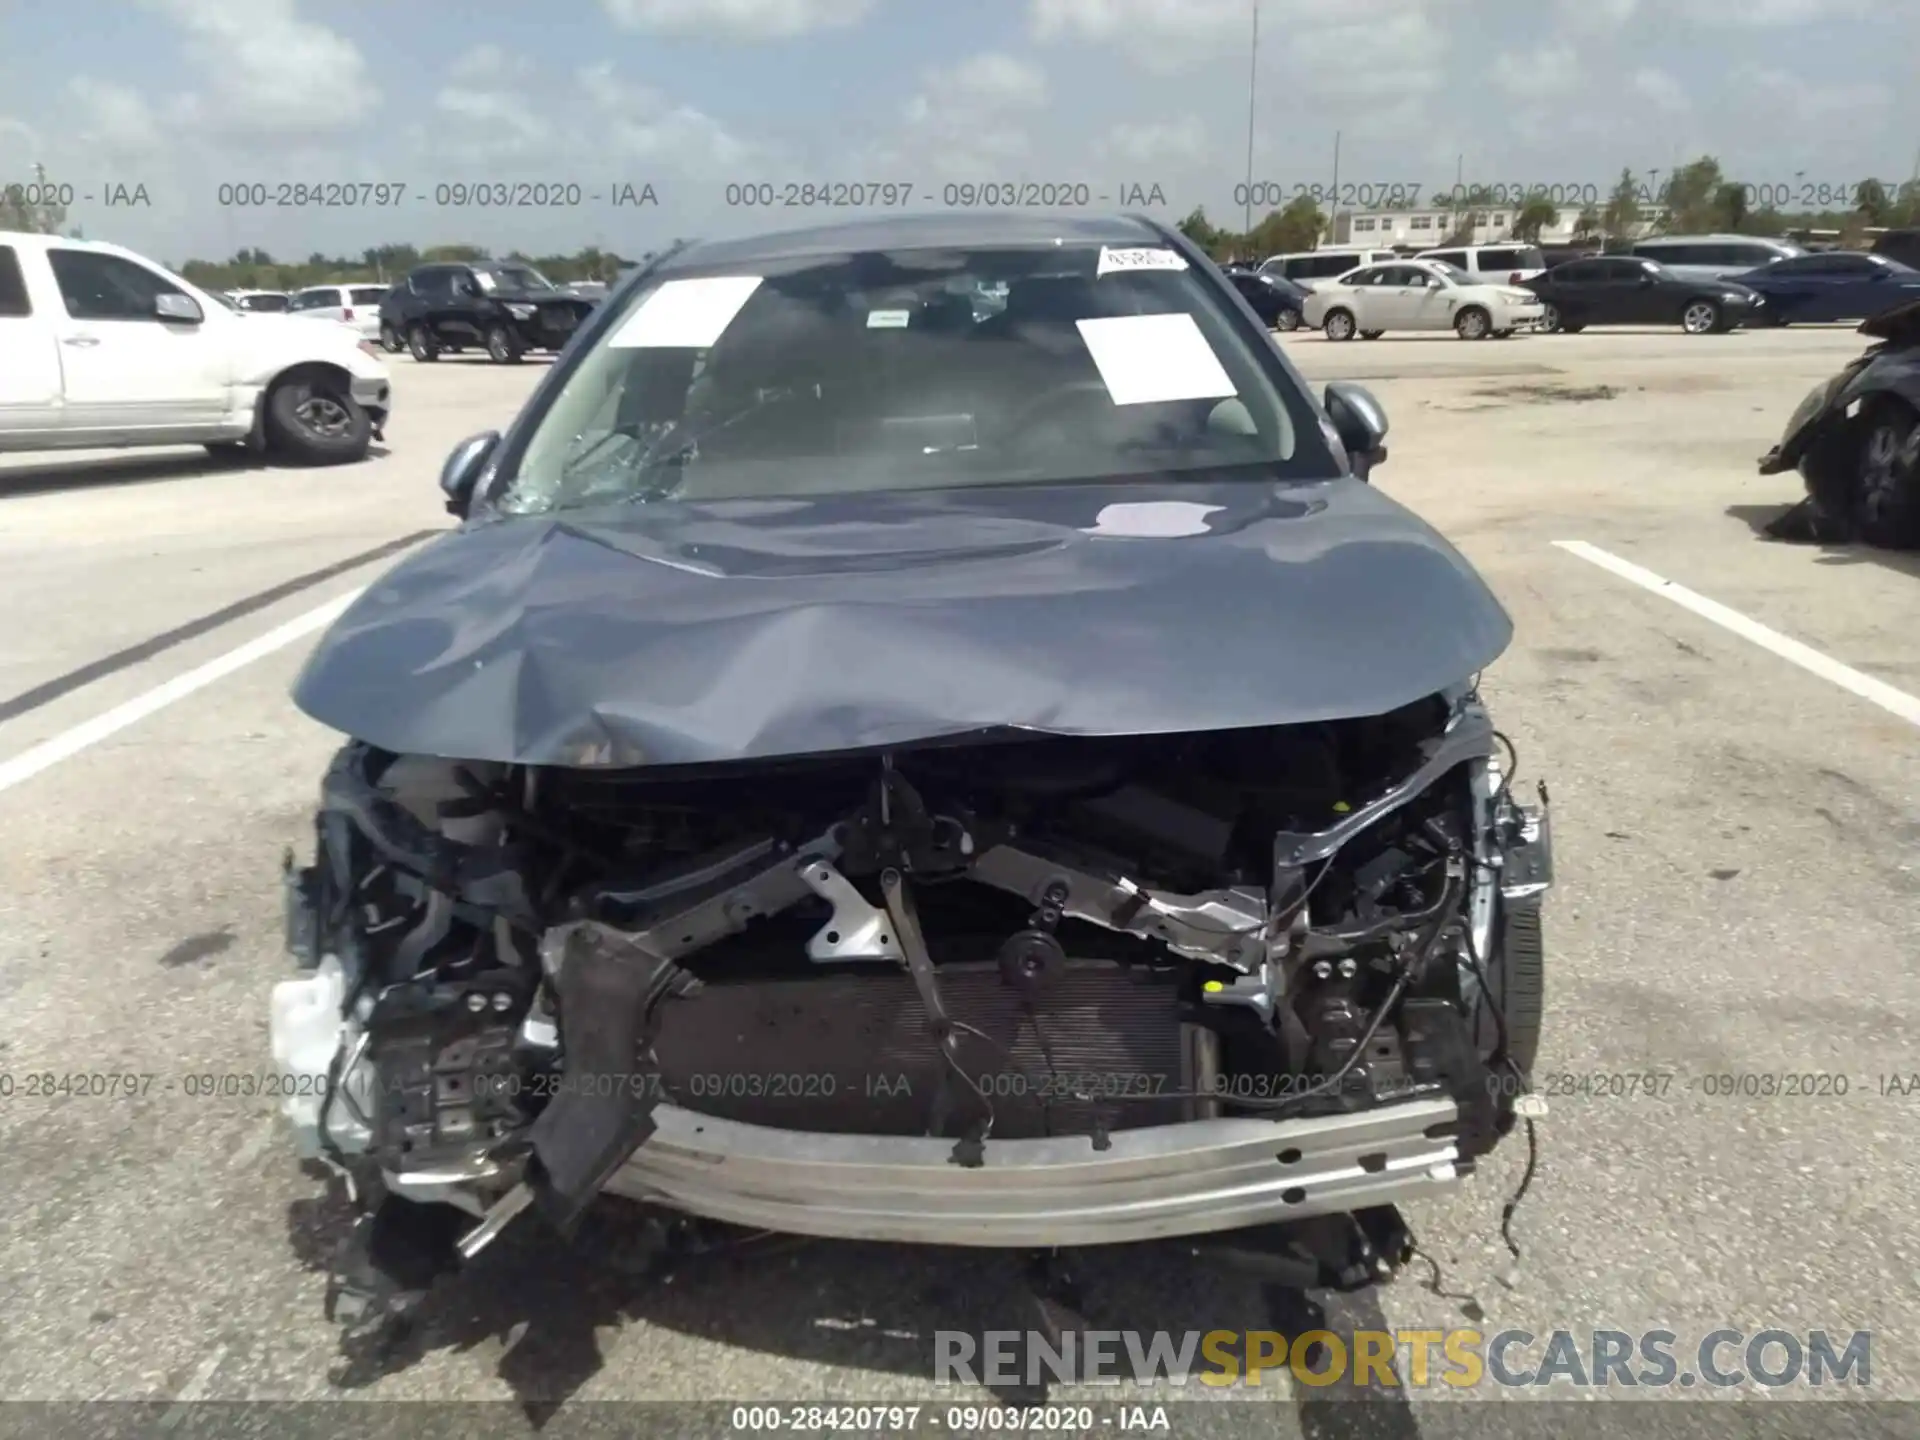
top-left (1, 0), bottom-right (1916, 265)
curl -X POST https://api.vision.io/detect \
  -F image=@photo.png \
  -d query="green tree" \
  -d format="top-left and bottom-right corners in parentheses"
top-left (1571, 205), bottom-right (1602, 243)
top-left (421, 243), bottom-right (489, 262)
top-left (1246, 195), bottom-right (1325, 256)
top-left (1658, 156), bottom-right (1724, 233)
top-left (1712, 181), bottom-right (1748, 232)
top-left (0, 162), bottom-right (71, 234)
top-left (1176, 206), bottom-right (1223, 252)
top-left (1894, 180), bottom-right (1920, 227)
top-left (1512, 196), bottom-right (1559, 243)
top-left (1601, 168), bottom-right (1642, 243)
top-left (1854, 178), bottom-right (1892, 227)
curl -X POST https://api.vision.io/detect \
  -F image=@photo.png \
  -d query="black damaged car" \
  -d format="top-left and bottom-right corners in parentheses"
top-left (1759, 297), bottom-right (1920, 547)
top-left (378, 259), bottom-right (596, 363)
top-left (273, 211), bottom-right (1554, 1319)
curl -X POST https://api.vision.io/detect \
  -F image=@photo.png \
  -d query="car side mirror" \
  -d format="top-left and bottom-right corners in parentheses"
top-left (1639, 274), bottom-right (1656, 286)
top-left (440, 431), bottom-right (499, 518)
top-left (1323, 381), bottom-right (1389, 480)
top-left (155, 292), bottom-right (203, 324)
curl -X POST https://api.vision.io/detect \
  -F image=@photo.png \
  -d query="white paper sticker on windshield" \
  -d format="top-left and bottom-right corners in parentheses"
top-left (1075, 313), bottom-right (1236, 406)
top-left (609, 275), bottom-right (763, 348)
top-left (1096, 246), bottom-right (1188, 277)
top-left (866, 308), bottom-right (911, 328)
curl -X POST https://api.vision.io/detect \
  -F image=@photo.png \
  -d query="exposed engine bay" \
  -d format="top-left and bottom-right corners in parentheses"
top-left (274, 686), bottom-right (1551, 1302)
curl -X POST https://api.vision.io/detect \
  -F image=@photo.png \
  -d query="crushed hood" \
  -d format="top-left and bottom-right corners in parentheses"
top-left (291, 476), bottom-right (1513, 767)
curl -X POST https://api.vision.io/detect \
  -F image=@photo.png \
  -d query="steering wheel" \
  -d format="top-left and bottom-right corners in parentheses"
top-left (1001, 379), bottom-right (1117, 445)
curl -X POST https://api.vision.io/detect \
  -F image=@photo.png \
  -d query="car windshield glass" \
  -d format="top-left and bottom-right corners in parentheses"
top-left (501, 241), bottom-right (1334, 515)
top-left (239, 293), bottom-right (288, 311)
top-left (1429, 261), bottom-right (1473, 284)
top-left (474, 266), bottom-right (553, 293)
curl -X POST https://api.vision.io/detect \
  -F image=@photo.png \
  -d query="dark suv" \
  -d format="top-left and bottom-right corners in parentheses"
top-left (379, 261), bottom-right (596, 363)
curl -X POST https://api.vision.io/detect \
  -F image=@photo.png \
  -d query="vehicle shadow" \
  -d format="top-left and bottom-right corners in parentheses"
top-left (0, 444), bottom-right (392, 498)
top-left (285, 1186), bottom-right (1423, 1421)
top-left (1727, 502), bottom-right (1920, 578)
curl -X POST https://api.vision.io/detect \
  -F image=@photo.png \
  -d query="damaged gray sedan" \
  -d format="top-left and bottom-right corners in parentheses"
top-left (271, 211), bottom-right (1553, 1315)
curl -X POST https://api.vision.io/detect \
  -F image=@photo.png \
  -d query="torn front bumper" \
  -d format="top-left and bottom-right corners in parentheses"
top-left (603, 1096), bottom-right (1462, 1248)
top-left (349, 374), bottom-right (390, 440)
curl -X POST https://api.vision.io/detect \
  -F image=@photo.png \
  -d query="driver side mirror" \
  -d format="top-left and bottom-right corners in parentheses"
top-left (155, 292), bottom-right (203, 324)
top-left (1323, 382), bottom-right (1388, 480)
top-left (440, 431), bottom-right (499, 518)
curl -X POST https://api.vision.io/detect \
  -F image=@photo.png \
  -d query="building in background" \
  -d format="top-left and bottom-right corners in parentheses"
top-left (1329, 206), bottom-right (1670, 250)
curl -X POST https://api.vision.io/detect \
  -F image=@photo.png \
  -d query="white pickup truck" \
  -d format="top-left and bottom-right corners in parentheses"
top-left (0, 231), bottom-right (390, 465)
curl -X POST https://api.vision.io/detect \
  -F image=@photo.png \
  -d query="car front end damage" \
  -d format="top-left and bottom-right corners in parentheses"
top-left (1758, 297), bottom-right (1920, 547)
top-left (272, 689), bottom-right (1551, 1313)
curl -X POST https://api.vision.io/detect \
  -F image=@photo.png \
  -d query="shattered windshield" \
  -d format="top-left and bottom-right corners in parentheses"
top-left (502, 242), bottom-right (1335, 515)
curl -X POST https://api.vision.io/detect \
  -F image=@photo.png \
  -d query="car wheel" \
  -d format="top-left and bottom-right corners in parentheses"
top-left (262, 370), bottom-right (373, 466)
top-left (1476, 896), bottom-right (1546, 1085)
top-left (379, 323), bottom-right (404, 353)
top-left (1681, 299), bottom-right (1721, 334)
top-left (1273, 308), bottom-right (1301, 332)
top-left (1359, 329), bottom-right (1385, 340)
top-left (1322, 308), bottom-right (1356, 341)
top-left (1852, 397), bottom-right (1920, 548)
top-left (406, 325), bottom-right (439, 361)
top-left (1537, 303), bottom-right (1563, 334)
top-left (1454, 306), bottom-right (1491, 340)
top-left (485, 324), bottom-right (524, 364)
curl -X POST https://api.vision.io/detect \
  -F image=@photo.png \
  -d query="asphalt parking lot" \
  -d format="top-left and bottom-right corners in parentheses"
top-left (1, 327), bottom-right (1916, 1435)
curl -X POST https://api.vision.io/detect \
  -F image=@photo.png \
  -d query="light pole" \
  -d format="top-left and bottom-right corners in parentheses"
top-left (1243, 0), bottom-right (1259, 238)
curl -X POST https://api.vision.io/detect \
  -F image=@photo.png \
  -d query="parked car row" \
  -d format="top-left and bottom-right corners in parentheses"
top-left (1244, 230), bottom-right (1920, 340)
top-left (1264, 249), bottom-right (1920, 341)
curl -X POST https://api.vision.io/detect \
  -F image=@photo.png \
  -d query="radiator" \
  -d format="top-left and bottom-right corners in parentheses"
top-left (648, 959), bottom-right (1191, 1139)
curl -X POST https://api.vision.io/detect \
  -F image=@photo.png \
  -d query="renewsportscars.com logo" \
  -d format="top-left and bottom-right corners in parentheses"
top-left (934, 1328), bottom-right (1872, 1389)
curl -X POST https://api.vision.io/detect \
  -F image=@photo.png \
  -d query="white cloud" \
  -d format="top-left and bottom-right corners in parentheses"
top-left (1554, 0), bottom-right (1635, 31)
top-left (890, 53), bottom-right (1049, 176)
top-left (1030, 0), bottom-right (1247, 71)
top-left (448, 44), bottom-right (523, 83)
top-left (1097, 117), bottom-right (1208, 166)
top-left (1495, 44), bottom-right (1579, 102)
top-left (432, 87), bottom-right (554, 164)
top-left (65, 78), bottom-right (171, 160)
top-left (600, 0), bottom-right (876, 39)
top-left (1674, 0), bottom-right (1866, 23)
top-left (1631, 67), bottom-right (1689, 113)
top-left (142, 0), bottom-right (378, 138)
top-left (1727, 62), bottom-right (1889, 126)
top-left (578, 64), bottom-right (758, 170)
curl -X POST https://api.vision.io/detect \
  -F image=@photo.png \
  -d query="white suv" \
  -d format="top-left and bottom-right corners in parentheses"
top-left (1414, 244), bottom-right (1548, 285)
top-left (290, 283), bottom-right (391, 343)
top-left (1258, 248), bottom-right (1400, 291)
top-left (0, 232), bottom-right (390, 464)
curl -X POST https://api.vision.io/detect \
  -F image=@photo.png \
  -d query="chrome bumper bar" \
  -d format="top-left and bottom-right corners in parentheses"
top-left (604, 1097), bottom-right (1462, 1248)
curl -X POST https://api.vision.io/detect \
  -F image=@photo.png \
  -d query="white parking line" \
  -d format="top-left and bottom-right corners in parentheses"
top-left (1555, 540), bottom-right (1920, 728)
top-left (0, 589), bottom-right (364, 797)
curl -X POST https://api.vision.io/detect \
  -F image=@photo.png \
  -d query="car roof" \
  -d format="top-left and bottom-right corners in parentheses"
top-left (658, 211), bottom-right (1171, 272)
top-left (0, 230), bottom-right (150, 261)
top-left (1634, 233), bottom-right (1793, 245)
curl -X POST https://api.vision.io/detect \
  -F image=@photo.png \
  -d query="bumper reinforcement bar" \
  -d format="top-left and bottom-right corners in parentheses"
top-left (605, 1097), bottom-right (1462, 1248)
